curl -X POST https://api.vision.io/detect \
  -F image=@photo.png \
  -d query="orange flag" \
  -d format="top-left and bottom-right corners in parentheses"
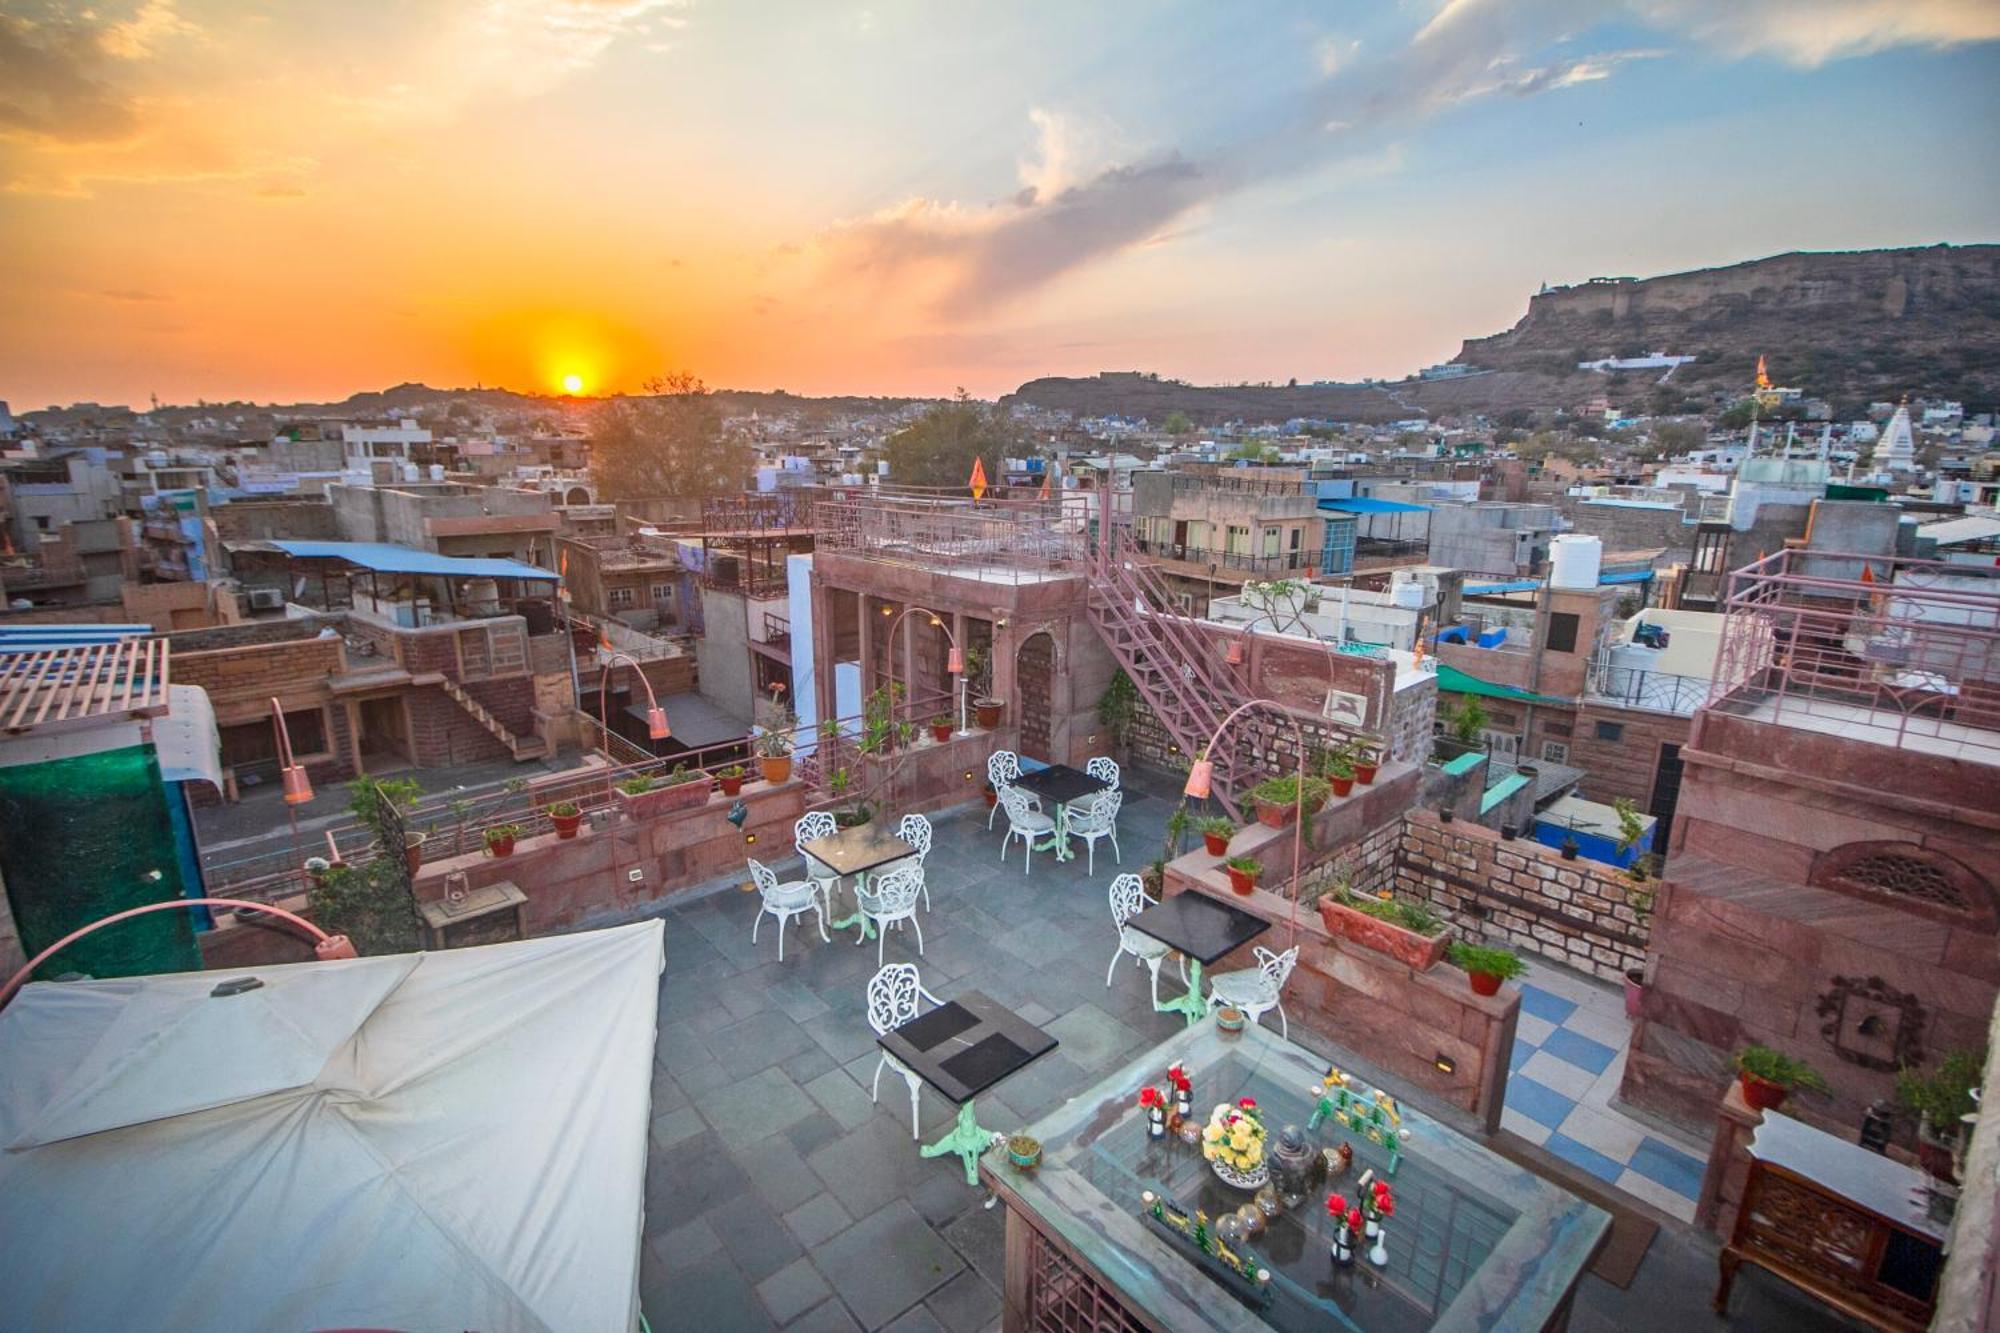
top-left (1037, 469), bottom-right (1051, 500)
top-left (969, 457), bottom-right (988, 499)
top-left (1755, 355), bottom-right (1771, 390)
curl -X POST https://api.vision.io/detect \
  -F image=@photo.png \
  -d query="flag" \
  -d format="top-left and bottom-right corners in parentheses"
top-left (1037, 469), bottom-right (1051, 500)
top-left (969, 457), bottom-right (988, 499)
top-left (1755, 355), bottom-right (1771, 390)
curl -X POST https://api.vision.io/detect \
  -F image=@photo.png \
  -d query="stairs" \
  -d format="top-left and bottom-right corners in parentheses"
top-left (1085, 530), bottom-right (1253, 818)
top-left (439, 678), bottom-right (549, 761)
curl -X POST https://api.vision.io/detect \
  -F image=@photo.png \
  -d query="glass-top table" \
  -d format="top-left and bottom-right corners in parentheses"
top-left (982, 1023), bottom-right (1608, 1332)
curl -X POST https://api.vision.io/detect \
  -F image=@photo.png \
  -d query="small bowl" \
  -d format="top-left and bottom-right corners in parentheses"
top-left (1215, 1006), bottom-right (1248, 1034)
top-left (1007, 1135), bottom-right (1041, 1169)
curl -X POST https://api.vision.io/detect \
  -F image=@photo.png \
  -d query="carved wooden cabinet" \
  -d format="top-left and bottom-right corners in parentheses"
top-left (1716, 1112), bottom-right (1945, 1331)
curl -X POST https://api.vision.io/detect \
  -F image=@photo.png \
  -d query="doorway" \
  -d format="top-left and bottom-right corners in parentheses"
top-left (1648, 742), bottom-right (1685, 850)
top-left (1015, 632), bottom-right (1056, 763)
top-left (356, 695), bottom-right (413, 772)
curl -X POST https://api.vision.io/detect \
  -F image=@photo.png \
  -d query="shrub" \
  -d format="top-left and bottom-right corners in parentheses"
top-left (309, 859), bottom-right (421, 956)
top-left (1249, 774), bottom-right (1331, 809)
top-left (1897, 1048), bottom-right (1987, 1131)
top-left (616, 775), bottom-right (656, 796)
top-left (1447, 941), bottom-right (1525, 981)
top-left (1734, 1044), bottom-right (1829, 1094)
top-left (659, 764), bottom-right (705, 787)
top-left (1333, 888), bottom-right (1443, 936)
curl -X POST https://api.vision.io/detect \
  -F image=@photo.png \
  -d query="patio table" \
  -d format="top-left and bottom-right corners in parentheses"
top-left (877, 989), bottom-right (1058, 1186)
top-left (1126, 891), bottom-right (1270, 1026)
top-left (800, 823), bottom-right (919, 941)
top-left (1010, 764), bottom-right (1110, 862)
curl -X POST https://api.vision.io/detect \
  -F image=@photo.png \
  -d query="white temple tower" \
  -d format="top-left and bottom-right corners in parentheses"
top-left (1874, 401), bottom-right (1917, 474)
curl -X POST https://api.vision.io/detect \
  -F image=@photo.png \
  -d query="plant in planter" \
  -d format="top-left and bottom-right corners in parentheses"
top-left (757, 717), bottom-right (796, 784)
top-left (548, 800), bottom-right (583, 839)
top-left (929, 714), bottom-right (954, 743)
top-left (1319, 889), bottom-right (1450, 971)
top-left (349, 777), bottom-right (427, 877)
top-left (304, 855), bottom-right (332, 889)
top-left (1897, 1048), bottom-right (1987, 1183)
top-left (1195, 815), bottom-right (1236, 858)
top-left (1560, 833), bottom-right (1581, 861)
top-left (833, 797), bottom-right (876, 830)
top-left (1321, 746), bottom-right (1358, 799)
top-left (1224, 856), bottom-right (1263, 895)
top-left (1613, 797), bottom-right (1652, 872)
top-left (1096, 668), bottom-right (1139, 760)
top-left (1733, 1044), bottom-right (1828, 1112)
top-left (1446, 941), bottom-right (1525, 996)
top-left (1248, 774), bottom-right (1331, 828)
top-left (715, 764), bottom-right (748, 797)
top-left (484, 823), bottom-right (522, 858)
top-left (615, 764), bottom-right (712, 817)
top-left (1352, 742), bottom-right (1381, 786)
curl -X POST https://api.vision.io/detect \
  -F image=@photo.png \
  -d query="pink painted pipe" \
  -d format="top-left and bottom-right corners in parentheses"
top-left (0, 898), bottom-right (355, 1008)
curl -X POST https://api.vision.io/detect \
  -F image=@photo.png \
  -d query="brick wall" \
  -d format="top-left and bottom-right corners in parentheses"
top-left (1398, 811), bottom-right (1649, 983)
top-left (1565, 701), bottom-right (1689, 807)
top-left (173, 636), bottom-right (345, 719)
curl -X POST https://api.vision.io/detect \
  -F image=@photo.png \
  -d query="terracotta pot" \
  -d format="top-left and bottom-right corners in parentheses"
top-left (1354, 761), bottom-right (1379, 785)
top-left (1738, 1073), bottom-right (1789, 1112)
top-left (616, 780), bottom-right (711, 818)
top-left (1203, 831), bottom-right (1230, 857)
top-left (931, 723), bottom-right (954, 743)
top-left (975, 699), bottom-right (1004, 729)
top-left (403, 833), bottom-right (426, 877)
top-left (1226, 866), bottom-right (1259, 895)
top-left (1317, 897), bottom-right (1449, 971)
top-left (983, 788), bottom-right (998, 808)
top-left (760, 755), bottom-right (793, 784)
top-left (551, 811), bottom-right (583, 840)
top-left (1468, 970), bottom-right (1502, 997)
top-left (1329, 775), bottom-right (1355, 798)
top-left (1622, 968), bottom-right (1644, 1020)
top-left (1256, 800), bottom-right (1293, 829)
top-left (718, 774), bottom-right (745, 797)
top-left (486, 833), bottom-right (516, 858)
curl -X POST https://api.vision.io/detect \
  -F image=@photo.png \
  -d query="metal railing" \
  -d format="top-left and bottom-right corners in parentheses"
top-left (760, 610), bottom-right (792, 649)
top-left (1128, 539), bottom-right (1316, 574)
top-left (1708, 550), bottom-right (2000, 759)
top-left (815, 495), bottom-right (1084, 582)
top-left (1585, 657), bottom-right (1709, 715)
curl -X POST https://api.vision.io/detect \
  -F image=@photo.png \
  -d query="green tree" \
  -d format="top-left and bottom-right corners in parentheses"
top-left (1162, 410), bottom-right (1194, 436)
top-left (883, 391), bottom-right (1027, 489)
top-left (1650, 420), bottom-right (1706, 454)
top-left (589, 373), bottom-right (751, 500)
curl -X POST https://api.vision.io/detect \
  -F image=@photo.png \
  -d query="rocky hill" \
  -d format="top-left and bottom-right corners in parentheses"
top-left (1005, 245), bottom-right (2000, 423)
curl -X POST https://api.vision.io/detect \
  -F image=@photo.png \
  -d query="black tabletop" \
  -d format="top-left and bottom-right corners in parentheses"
top-left (1012, 764), bottom-right (1109, 807)
top-left (1125, 892), bottom-right (1270, 966)
top-left (800, 825), bottom-right (917, 877)
top-left (878, 990), bottom-right (1058, 1104)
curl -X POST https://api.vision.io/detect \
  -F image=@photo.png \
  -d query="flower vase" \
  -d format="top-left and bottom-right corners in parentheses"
top-left (1369, 1227), bottom-right (1388, 1267)
top-left (1174, 1089), bottom-right (1192, 1120)
top-left (1331, 1226), bottom-right (1353, 1267)
top-left (1148, 1106), bottom-right (1166, 1139)
top-left (1364, 1218), bottom-right (1379, 1240)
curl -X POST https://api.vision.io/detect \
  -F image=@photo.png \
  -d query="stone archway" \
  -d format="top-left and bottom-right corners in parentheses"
top-left (1015, 631), bottom-right (1057, 763)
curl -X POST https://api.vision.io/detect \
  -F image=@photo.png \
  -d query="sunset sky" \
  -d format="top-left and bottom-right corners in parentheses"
top-left (3, 0), bottom-right (1998, 409)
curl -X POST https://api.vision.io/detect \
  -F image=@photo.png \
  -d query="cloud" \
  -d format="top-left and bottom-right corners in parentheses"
top-left (1632, 0), bottom-right (2000, 66)
top-left (0, 11), bottom-right (145, 144)
top-left (96, 288), bottom-right (170, 302)
top-left (99, 1), bottom-right (197, 61)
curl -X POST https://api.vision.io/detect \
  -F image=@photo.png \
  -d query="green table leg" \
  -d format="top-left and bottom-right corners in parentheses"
top-left (1154, 958), bottom-right (1209, 1027)
top-left (823, 873), bottom-right (877, 941)
top-left (920, 1099), bottom-right (999, 1186)
top-left (1033, 803), bottom-right (1076, 861)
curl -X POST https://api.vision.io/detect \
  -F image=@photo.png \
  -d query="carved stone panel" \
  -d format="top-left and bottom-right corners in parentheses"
top-left (1815, 974), bottom-right (1927, 1073)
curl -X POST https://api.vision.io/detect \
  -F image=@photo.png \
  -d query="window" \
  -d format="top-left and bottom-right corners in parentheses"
top-left (1546, 611), bottom-right (1580, 654)
top-left (1225, 525), bottom-right (1250, 556)
top-left (1540, 741), bottom-right (1570, 764)
top-left (1262, 527), bottom-right (1280, 557)
top-left (607, 587), bottom-right (636, 609)
top-left (651, 583), bottom-right (674, 604)
top-left (1595, 720), bottom-right (1624, 741)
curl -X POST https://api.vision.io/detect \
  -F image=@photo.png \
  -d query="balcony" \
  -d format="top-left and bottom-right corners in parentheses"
top-left (1128, 538), bottom-right (1316, 575)
top-left (815, 494), bottom-right (1084, 584)
top-left (1585, 656), bottom-right (1709, 715)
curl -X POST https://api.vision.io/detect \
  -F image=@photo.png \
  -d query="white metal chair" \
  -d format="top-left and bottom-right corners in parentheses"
top-left (1066, 788), bottom-right (1123, 876)
top-left (856, 861), bottom-right (926, 964)
top-left (748, 857), bottom-right (828, 961)
top-left (986, 750), bottom-right (1022, 829)
top-left (997, 785), bottom-right (1055, 874)
top-left (794, 810), bottom-right (840, 904)
top-left (867, 962), bottom-right (943, 1141)
top-left (1105, 872), bottom-right (1177, 1005)
top-left (1206, 945), bottom-right (1301, 1039)
top-left (893, 813), bottom-right (933, 911)
top-left (1085, 756), bottom-right (1121, 790)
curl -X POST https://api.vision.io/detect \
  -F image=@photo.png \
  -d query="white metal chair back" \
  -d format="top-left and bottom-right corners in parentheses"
top-left (795, 810), bottom-right (837, 850)
top-left (1071, 788), bottom-right (1123, 832)
top-left (896, 813), bottom-right (932, 861)
top-left (862, 862), bottom-right (925, 916)
top-left (1086, 756), bottom-right (1121, 789)
top-left (1108, 872), bottom-right (1151, 926)
top-left (749, 857), bottom-right (781, 898)
top-left (998, 784), bottom-right (1043, 824)
top-left (866, 961), bottom-right (936, 1037)
top-left (987, 750), bottom-right (1021, 786)
top-left (1256, 945), bottom-right (1300, 993)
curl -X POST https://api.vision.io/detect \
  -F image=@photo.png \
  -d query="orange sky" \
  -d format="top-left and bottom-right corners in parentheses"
top-left (2, 1), bottom-right (1996, 409)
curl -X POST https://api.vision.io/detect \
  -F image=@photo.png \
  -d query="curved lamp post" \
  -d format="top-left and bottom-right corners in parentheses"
top-left (881, 604), bottom-right (967, 734)
top-left (598, 650), bottom-right (671, 753)
top-left (1, 897), bottom-right (356, 1008)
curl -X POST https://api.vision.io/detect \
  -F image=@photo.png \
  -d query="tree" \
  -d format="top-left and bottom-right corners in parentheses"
top-left (1650, 420), bottom-right (1706, 454)
top-left (883, 391), bottom-right (1027, 489)
top-left (589, 373), bottom-right (751, 500)
top-left (1162, 410), bottom-right (1194, 436)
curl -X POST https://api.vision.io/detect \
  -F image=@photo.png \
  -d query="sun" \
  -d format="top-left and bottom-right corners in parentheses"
top-left (560, 372), bottom-right (585, 396)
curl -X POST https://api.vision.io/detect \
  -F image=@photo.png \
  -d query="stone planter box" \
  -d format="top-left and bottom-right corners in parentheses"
top-left (1317, 896), bottom-right (1449, 972)
top-left (615, 780), bottom-right (711, 819)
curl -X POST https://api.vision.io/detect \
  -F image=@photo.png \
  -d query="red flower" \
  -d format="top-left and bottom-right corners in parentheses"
top-left (1238, 1097), bottom-right (1258, 1110)
top-left (1346, 1206), bottom-right (1364, 1230)
top-left (1376, 1195), bottom-right (1396, 1218)
top-left (1372, 1179), bottom-right (1391, 1200)
top-left (1139, 1087), bottom-right (1163, 1109)
top-left (1326, 1194), bottom-right (1348, 1218)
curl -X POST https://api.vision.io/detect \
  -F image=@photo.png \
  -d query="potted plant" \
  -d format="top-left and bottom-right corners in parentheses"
top-left (832, 797), bottom-right (876, 830)
top-left (1733, 1044), bottom-right (1828, 1112)
top-left (1318, 888), bottom-right (1451, 971)
top-left (716, 764), bottom-right (747, 797)
top-left (548, 800), bottom-right (583, 839)
top-left (1248, 774), bottom-right (1330, 828)
top-left (1447, 941), bottom-right (1525, 997)
top-left (304, 855), bottom-right (332, 889)
top-left (1224, 856), bottom-right (1262, 895)
top-left (757, 723), bottom-right (795, 784)
top-left (1352, 743), bottom-right (1381, 786)
top-left (1560, 832), bottom-right (1581, 861)
top-left (1323, 747), bottom-right (1357, 799)
top-left (929, 714), bottom-right (954, 743)
top-left (1897, 1049), bottom-right (1987, 1183)
top-left (1195, 815), bottom-right (1235, 858)
top-left (615, 764), bottom-right (711, 818)
top-left (484, 823), bottom-right (522, 858)
top-left (975, 697), bottom-right (1005, 729)
top-left (350, 777), bottom-right (427, 876)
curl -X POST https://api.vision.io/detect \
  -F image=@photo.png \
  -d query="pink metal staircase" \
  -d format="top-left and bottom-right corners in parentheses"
top-left (1085, 529), bottom-right (1253, 818)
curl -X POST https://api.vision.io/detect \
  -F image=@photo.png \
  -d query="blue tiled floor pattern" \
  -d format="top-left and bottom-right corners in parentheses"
top-left (1501, 972), bottom-right (1708, 1222)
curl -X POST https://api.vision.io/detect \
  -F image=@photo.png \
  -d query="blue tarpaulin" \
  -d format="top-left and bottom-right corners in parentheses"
top-left (1318, 497), bottom-right (1431, 514)
top-left (265, 541), bottom-right (561, 582)
top-left (1598, 569), bottom-right (1655, 585)
top-left (1463, 579), bottom-right (1539, 596)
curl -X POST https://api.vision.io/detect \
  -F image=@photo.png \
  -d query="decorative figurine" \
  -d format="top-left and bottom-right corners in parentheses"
top-left (1141, 1190), bottom-right (1274, 1304)
top-left (1269, 1124), bottom-right (1317, 1206)
top-left (1310, 1065), bottom-right (1407, 1174)
top-left (1140, 1086), bottom-right (1168, 1139)
top-left (1236, 1203), bottom-right (1265, 1238)
top-left (1253, 1186), bottom-right (1282, 1221)
top-left (1327, 1194), bottom-right (1356, 1266)
top-left (1168, 1061), bottom-right (1193, 1120)
top-left (1177, 1118), bottom-right (1202, 1147)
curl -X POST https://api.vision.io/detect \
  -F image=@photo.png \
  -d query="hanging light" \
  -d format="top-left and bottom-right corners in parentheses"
top-left (947, 646), bottom-right (964, 674)
top-left (646, 706), bottom-right (671, 741)
top-left (1184, 758), bottom-right (1214, 800)
top-left (281, 764), bottom-right (314, 805)
top-left (1225, 639), bottom-right (1244, 666)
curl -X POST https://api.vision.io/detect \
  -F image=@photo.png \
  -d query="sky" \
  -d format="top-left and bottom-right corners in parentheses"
top-left (2, 0), bottom-right (1998, 409)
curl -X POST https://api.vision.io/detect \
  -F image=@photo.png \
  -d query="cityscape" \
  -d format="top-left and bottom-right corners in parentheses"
top-left (1, 4), bottom-right (1997, 1332)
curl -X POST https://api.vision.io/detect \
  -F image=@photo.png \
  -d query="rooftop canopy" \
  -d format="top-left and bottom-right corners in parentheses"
top-left (262, 539), bottom-right (561, 583)
top-left (1433, 661), bottom-right (1568, 706)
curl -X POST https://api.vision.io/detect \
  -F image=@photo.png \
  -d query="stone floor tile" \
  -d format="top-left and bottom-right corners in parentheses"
top-left (647, 1215), bottom-right (722, 1274)
top-left (880, 1307), bottom-right (949, 1333)
top-left (785, 1298), bottom-right (865, 1332)
top-left (1500, 1106), bottom-right (1553, 1147)
top-left (940, 1196), bottom-right (1007, 1291)
top-left (1521, 1049), bottom-right (1598, 1101)
top-left (649, 1104), bottom-right (708, 1153)
top-left (1561, 1004), bottom-right (1635, 1049)
top-left (811, 1200), bottom-right (965, 1330)
top-left (785, 1109), bottom-right (849, 1161)
top-left (710, 1190), bottom-right (806, 1282)
top-left (1627, 1135), bottom-right (1706, 1198)
top-left (804, 1068), bottom-right (879, 1131)
top-left (646, 1130), bottom-right (753, 1228)
top-left (759, 1255), bottom-right (835, 1325)
top-left (923, 1269), bottom-right (1003, 1333)
top-left (1516, 983), bottom-right (1579, 1026)
top-left (737, 1132), bottom-right (827, 1215)
top-left (1503, 1073), bottom-right (1577, 1130)
top-left (1041, 1003), bottom-right (1144, 1072)
top-left (1615, 1167), bottom-right (1699, 1223)
top-left (694, 1066), bottom-right (818, 1150)
top-left (784, 1193), bottom-right (852, 1249)
top-left (647, 1256), bottom-right (776, 1331)
top-left (1513, 1011), bottom-right (1556, 1048)
top-left (1554, 1102), bottom-right (1645, 1164)
top-left (1543, 1131), bottom-right (1627, 1183)
top-left (1540, 1027), bottom-right (1618, 1076)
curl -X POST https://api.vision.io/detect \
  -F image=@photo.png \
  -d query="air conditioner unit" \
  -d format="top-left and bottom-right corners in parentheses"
top-left (246, 587), bottom-right (285, 612)
top-left (1541, 741), bottom-right (1570, 764)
